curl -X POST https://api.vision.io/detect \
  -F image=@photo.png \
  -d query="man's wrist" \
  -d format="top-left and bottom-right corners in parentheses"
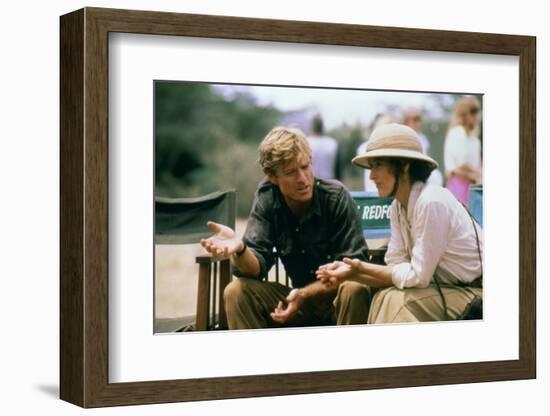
top-left (290, 288), bottom-right (305, 304)
top-left (234, 241), bottom-right (247, 257)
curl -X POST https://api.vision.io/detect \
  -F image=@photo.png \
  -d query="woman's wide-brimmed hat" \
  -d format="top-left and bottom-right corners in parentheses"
top-left (352, 123), bottom-right (438, 170)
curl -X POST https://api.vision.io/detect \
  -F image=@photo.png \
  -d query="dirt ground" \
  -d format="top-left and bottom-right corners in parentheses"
top-left (155, 219), bottom-right (387, 320)
top-left (154, 219), bottom-right (248, 320)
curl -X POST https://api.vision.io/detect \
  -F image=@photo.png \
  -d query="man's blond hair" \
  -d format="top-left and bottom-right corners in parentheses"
top-left (258, 126), bottom-right (312, 176)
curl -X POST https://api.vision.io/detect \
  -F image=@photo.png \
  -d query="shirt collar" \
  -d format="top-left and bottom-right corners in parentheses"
top-left (310, 180), bottom-right (322, 217)
top-left (395, 181), bottom-right (425, 221)
top-left (272, 184), bottom-right (283, 210)
top-left (406, 181), bottom-right (425, 222)
top-left (271, 179), bottom-right (321, 218)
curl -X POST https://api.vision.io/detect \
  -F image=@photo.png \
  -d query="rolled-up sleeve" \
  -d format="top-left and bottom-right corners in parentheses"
top-left (232, 197), bottom-right (275, 280)
top-left (391, 201), bottom-right (450, 289)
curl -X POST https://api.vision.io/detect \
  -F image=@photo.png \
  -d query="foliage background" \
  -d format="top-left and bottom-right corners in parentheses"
top-left (155, 81), bottom-right (475, 217)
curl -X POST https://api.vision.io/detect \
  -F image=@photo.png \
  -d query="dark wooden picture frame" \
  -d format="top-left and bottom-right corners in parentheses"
top-left (60, 7), bottom-right (536, 408)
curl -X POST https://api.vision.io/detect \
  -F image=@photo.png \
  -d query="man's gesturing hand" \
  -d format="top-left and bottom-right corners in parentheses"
top-left (270, 289), bottom-right (304, 325)
top-left (200, 221), bottom-right (244, 257)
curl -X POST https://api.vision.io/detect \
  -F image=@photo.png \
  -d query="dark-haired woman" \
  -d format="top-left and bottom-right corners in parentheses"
top-left (317, 123), bottom-right (483, 323)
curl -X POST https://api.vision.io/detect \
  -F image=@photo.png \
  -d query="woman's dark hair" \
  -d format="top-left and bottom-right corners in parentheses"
top-left (409, 159), bottom-right (433, 182)
top-left (382, 158), bottom-right (433, 183)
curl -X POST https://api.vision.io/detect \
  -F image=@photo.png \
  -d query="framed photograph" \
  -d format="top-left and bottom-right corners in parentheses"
top-left (60, 7), bottom-right (536, 408)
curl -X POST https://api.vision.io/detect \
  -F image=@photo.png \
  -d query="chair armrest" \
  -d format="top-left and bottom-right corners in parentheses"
top-left (196, 253), bottom-right (228, 264)
top-left (369, 248), bottom-right (387, 257)
top-left (369, 247), bottom-right (387, 265)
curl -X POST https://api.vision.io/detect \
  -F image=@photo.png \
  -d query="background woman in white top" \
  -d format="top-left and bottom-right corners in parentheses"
top-left (317, 123), bottom-right (483, 323)
top-left (444, 96), bottom-right (482, 205)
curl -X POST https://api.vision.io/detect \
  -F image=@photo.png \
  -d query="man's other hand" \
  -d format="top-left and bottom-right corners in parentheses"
top-left (270, 289), bottom-right (304, 325)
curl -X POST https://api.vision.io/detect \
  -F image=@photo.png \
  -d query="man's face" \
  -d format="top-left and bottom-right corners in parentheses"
top-left (269, 154), bottom-right (314, 208)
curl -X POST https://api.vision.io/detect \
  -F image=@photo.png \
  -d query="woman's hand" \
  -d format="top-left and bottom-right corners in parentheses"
top-left (316, 259), bottom-right (361, 288)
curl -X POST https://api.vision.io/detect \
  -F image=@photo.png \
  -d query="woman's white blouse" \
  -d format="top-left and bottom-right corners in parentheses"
top-left (386, 182), bottom-right (483, 289)
top-left (444, 125), bottom-right (481, 175)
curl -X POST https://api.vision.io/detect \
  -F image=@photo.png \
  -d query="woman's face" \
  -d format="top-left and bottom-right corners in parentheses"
top-left (369, 159), bottom-right (397, 197)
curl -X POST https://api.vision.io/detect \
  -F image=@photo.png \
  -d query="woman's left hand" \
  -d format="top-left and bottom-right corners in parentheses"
top-left (316, 259), bottom-right (360, 287)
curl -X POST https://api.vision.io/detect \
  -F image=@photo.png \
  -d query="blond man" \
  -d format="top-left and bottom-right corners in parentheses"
top-left (201, 126), bottom-right (370, 329)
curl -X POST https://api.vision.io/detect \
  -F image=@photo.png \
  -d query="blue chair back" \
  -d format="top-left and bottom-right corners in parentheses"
top-left (468, 184), bottom-right (483, 227)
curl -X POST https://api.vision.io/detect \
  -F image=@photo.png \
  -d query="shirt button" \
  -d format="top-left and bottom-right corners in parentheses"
top-left (327, 255), bottom-right (331, 259)
top-left (295, 228), bottom-right (299, 232)
top-left (301, 249), bottom-right (306, 254)
top-left (310, 270), bottom-right (314, 274)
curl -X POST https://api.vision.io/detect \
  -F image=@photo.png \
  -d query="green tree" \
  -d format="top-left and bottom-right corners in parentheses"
top-left (155, 81), bottom-right (282, 217)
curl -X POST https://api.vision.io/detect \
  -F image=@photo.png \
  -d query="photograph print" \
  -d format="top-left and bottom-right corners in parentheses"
top-left (154, 81), bottom-right (484, 333)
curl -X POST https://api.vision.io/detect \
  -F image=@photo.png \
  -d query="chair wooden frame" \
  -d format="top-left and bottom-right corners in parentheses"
top-left (195, 255), bottom-right (231, 330)
top-left (155, 190), bottom-right (236, 331)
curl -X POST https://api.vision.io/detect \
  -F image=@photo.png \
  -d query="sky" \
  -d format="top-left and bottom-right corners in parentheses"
top-left (214, 83), bottom-right (454, 130)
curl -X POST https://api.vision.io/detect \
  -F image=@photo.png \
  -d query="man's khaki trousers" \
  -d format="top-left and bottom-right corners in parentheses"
top-left (224, 278), bottom-right (372, 329)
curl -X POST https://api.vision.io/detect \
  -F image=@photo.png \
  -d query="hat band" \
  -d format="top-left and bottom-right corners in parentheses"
top-left (367, 135), bottom-right (422, 153)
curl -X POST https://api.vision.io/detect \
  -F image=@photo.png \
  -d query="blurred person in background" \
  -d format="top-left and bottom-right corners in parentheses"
top-left (402, 107), bottom-right (443, 187)
top-left (357, 113), bottom-right (394, 194)
top-left (306, 114), bottom-right (341, 180)
top-left (402, 107), bottom-right (430, 154)
top-left (201, 126), bottom-right (371, 329)
top-left (444, 96), bottom-right (482, 205)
